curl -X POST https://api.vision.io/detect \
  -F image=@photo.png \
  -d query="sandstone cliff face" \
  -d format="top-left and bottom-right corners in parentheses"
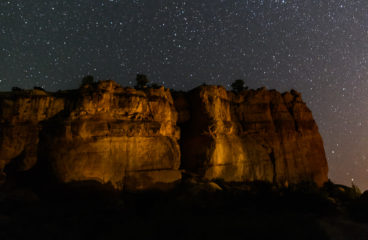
top-left (0, 81), bottom-right (328, 189)
top-left (175, 86), bottom-right (328, 186)
top-left (0, 90), bottom-right (64, 172)
top-left (0, 82), bottom-right (181, 190)
top-left (39, 81), bottom-right (181, 190)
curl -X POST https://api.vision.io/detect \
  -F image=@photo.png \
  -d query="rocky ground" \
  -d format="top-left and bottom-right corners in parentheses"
top-left (0, 178), bottom-right (367, 240)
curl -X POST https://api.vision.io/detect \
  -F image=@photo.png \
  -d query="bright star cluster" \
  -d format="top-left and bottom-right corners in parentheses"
top-left (1, 0), bottom-right (368, 189)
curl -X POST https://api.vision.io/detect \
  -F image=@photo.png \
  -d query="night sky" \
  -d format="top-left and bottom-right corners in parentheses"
top-left (1, 1), bottom-right (368, 189)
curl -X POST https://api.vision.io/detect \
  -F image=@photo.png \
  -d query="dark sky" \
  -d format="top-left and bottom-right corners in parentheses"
top-left (1, 0), bottom-right (368, 189)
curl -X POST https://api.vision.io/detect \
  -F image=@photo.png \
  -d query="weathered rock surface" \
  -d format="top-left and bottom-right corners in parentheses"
top-left (175, 85), bottom-right (328, 186)
top-left (40, 81), bottom-right (181, 190)
top-left (0, 81), bottom-right (328, 189)
top-left (0, 82), bottom-right (181, 190)
top-left (0, 90), bottom-right (65, 172)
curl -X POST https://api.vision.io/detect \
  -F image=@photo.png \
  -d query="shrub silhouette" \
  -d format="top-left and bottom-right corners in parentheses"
top-left (150, 83), bottom-right (161, 89)
top-left (323, 181), bottom-right (361, 202)
top-left (135, 74), bottom-right (149, 89)
top-left (231, 79), bottom-right (247, 93)
top-left (11, 87), bottom-right (23, 92)
top-left (33, 86), bottom-right (45, 91)
top-left (81, 75), bottom-right (95, 87)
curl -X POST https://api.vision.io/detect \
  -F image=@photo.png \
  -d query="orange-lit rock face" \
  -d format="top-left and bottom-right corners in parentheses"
top-left (176, 86), bottom-right (328, 186)
top-left (0, 90), bottom-right (65, 171)
top-left (40, 81), bottom-right (181, 190)
top-left (0, 81), bottom-right (328, 190)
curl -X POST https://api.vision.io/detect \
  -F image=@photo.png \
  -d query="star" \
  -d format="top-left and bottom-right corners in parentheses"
top-left (1, 0), bottom-right (368, 189)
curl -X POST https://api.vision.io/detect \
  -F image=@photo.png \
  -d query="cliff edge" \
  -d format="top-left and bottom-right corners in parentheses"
top-left (0, 81), bottom-right (328, 189)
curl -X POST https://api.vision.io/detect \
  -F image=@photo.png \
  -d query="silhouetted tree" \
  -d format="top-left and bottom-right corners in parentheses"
top-left (81, 75), bottom-right (95, 87)
top-left (150, 83), bottom-right (161, 89)
top-left (34, 86), bottom-right (45, 91)
top-left (135, 74), bottom-right (149, 89)
top-left (11, 87), bottom-right (23, 92)
top-left (231, 79), bottom-right (247, 93)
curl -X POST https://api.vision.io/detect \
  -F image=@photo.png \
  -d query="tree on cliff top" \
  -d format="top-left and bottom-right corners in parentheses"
top-left (80, 75), bottom-right (95, 87)
top-left (11, 87), bottom-right (23, 92)
top-left (150, 83), bottom-right (161, 89)
top-left (231, 79), bottom-right (248, 93)
top-left (135, 74), bottom-right (149, 89)
top-left (34, 86), bottom-right (45, 91)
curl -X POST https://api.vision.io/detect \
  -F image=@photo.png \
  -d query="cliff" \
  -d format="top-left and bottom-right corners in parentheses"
top-left (175, 86), bottom-right (328, 186)
top-left (0, 82), bottom-right (181, 190)
top-left (0, 81), bottom-right (328, 189)
top-left (0, 89), bottom-right (65, 172)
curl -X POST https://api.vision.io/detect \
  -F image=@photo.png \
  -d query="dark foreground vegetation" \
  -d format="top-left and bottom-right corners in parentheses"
top-left (0, 177), bottom-right (368, 240)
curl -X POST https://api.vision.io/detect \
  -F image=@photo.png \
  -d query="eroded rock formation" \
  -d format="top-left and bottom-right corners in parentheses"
top-left (0, 81), bottom-right (328, 189)
top-left (175, 86), bottom-right (328, 186)
top-left (0, 82), bottom-right (181, 190)
top-left (0, 90), bottom-right (65, 172)
top-left (41, 81), bottom-right (181, 190)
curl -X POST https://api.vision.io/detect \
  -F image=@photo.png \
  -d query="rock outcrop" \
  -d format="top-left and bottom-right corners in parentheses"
top-left (0, 81), bottom-right (328, 189)
top-left (0, 90), bottom-right (65, 172)
top-left (0, 82), bottom-right (181, 190)
top-left (40, 81), bottom-right (181, 190)
top-left (175, 86), bottom-right (328, 186)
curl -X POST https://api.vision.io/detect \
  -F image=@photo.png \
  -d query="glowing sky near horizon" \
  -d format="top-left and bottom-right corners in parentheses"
top-left (1, 0), bottom-right (368, 189)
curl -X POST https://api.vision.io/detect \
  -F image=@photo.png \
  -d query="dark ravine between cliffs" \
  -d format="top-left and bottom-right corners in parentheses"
top-left (0, 80), bottom-right (328, 190)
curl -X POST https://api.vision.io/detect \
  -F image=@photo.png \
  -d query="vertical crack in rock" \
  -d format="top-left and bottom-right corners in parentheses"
top-left (269, 150), bottom-right (277, 184)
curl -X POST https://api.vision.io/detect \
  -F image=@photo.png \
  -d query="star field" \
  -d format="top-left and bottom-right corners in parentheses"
top-left (1, 0), bottom-right (368, 189)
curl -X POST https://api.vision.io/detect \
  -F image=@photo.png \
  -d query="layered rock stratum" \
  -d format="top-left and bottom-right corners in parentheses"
top-left (0, 81), bottom-right (328, 189)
